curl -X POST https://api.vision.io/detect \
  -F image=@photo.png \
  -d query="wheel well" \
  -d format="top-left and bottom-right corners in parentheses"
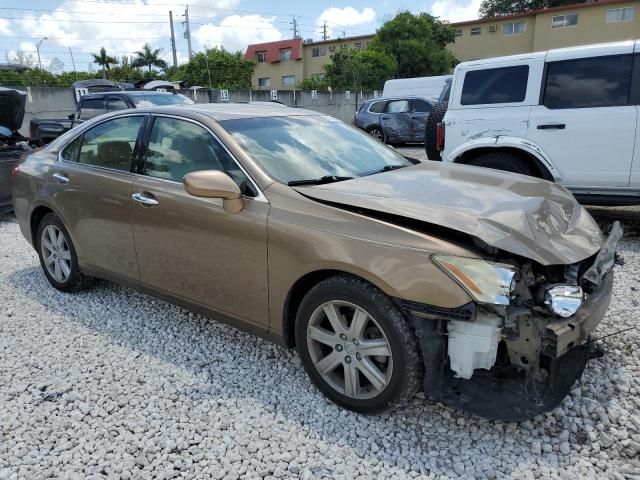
top-left (30, 206), bottom-right (54, 247)
top-left (456, 147), bottom-right (553, 181)
top-left (282, 269), bottom-right (354, 348)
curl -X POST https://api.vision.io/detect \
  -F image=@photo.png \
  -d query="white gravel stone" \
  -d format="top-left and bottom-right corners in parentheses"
top-left (1, 210), bottom-right (639, 479)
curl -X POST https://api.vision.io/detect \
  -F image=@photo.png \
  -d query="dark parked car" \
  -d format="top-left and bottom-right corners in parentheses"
top-left (354, 96), bottom-right (436, 144)
top-left (30, 90), bottom-right (194, 145)
top-left (0, 88), bottom-right (29, 214)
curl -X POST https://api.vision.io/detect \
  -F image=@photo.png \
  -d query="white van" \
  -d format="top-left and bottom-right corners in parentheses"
top-left (440, 40), bottom-right (640, 204)
top-left (382, 75), bottom-right (452, 99)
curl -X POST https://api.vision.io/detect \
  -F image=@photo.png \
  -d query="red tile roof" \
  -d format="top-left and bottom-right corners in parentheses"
top-left (244, 38), bottom-right (303, 63)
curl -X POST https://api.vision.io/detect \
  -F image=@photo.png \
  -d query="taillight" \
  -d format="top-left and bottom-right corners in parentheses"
top-left (436, 123), bottom-right (445, 152)
top-left (11, 164), bottom-right (19, 177)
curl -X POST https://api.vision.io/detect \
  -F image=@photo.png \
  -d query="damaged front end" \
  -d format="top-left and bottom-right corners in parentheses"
top-left (403, 222), bottom-right (623, 421)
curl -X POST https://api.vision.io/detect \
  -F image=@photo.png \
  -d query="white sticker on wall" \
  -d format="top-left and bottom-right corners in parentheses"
top-left (311, 90), bottom-right (318, 99)
top-left (270, 90), bottom-right (278, 101)
top-left (344, 90), bottom-right (351, 100)
top-left (220, 89), bottom-right (229, 102)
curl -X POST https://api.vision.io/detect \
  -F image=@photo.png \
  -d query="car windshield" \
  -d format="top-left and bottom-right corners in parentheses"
top-left (220, 115), bottom-right (412, 184)
top-left (132, 93), bottom-right (194, 107)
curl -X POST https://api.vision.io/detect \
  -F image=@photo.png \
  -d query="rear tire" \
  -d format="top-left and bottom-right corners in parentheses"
top-left (368, 127), bottom-right (386, 143)
top-left (36, 213), bottom-right (93, 293)
top-left (425, 101), bottom-right (448, 161)
top-left (467, 151), bottom-right (539, 177)
top-left (295, 275), bottom-right (421, 414)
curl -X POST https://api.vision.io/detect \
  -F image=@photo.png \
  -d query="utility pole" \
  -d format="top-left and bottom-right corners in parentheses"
top-left (183, 6), bottom-right (192, 59)
top-left (169, 10), bottom-right (178, 68)
top-left (291, 16), bottom-right (299, 39)
top-left (322, 21), bottom-right (328, 41)
top-left (36, 37), bottom-right (47, 69)
top-left (68, 47), bottom-right (77, 80)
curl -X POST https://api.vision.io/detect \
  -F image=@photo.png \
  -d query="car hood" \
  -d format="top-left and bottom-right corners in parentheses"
top-left (293, 162), bottom-right (602, 266)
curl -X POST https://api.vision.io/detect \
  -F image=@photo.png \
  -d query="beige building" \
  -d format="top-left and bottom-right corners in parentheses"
top-left (244, 35), bottom-right (374, 90)
top-left (448, 0), bottom-right (640, 62)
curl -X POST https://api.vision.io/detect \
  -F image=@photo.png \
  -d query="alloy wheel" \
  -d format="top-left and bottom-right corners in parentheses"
top-left (369, 129), bottom-right (384, 141)
top-left (40, 225), bottom-right (72, 283)
top-left (306, 300), bottom-right (393, 400)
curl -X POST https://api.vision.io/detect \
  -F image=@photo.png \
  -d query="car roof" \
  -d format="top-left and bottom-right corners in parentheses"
top-left (82, 90), bottom-right (179, 98)
top-left (364, 96), bottom-right (434, 103)
top-left (133, 103), bottom-right (322, 121)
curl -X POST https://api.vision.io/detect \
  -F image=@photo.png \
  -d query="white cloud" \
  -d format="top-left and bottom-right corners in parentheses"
top-left (430, 0), bottom-right (482, 22)
top-left (14, 0), bottom-right (244, 70)
top-left (0, 18), bottom-right (12, 36)
top-left (316, 7), bottom-right (376, 38)
top-left (194, 14), bottom-right (283, 51)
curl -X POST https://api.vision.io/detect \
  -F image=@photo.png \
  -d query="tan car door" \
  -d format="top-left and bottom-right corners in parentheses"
top-left (52, 114), bottom-right (146, 280)
top-left (130, 115), bottom-right (270, 329)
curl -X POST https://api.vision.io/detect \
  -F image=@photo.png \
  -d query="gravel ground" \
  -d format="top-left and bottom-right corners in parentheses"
top-left (1, 209), bottom-right (639, 480)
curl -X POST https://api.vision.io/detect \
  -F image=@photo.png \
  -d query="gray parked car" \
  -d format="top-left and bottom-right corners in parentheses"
top-left (0, 88), bottom-right (29, 214)
top-left (354, 96), bottom-right (436, 144)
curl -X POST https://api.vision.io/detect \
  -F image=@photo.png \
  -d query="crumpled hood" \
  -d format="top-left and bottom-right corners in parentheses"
top-left (294, 162), bottom-right (603, 266)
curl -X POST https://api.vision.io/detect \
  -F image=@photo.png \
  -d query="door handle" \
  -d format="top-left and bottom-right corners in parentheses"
top-left (537, 123), bottom-right (565, 130)
top-left (132, 192), bottom-right (159, 206)
top-left (52, 173), bottom-right (69, 184)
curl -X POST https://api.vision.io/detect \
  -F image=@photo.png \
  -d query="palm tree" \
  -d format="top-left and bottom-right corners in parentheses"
top-left (91, 47), bottom-right (118, 79)
top-left (132, 43), bottom-right (168, 73)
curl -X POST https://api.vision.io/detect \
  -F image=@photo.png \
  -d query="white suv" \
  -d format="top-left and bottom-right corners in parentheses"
top-left (440, 40), bottom-right (640, 205)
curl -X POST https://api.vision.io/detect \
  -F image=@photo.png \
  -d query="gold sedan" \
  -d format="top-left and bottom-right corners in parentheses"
top-left (12, 104), bottom-right (620, 419)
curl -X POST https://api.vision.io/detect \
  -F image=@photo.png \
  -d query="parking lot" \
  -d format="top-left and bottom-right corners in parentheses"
top-left (1, 198), bottom-right (639, 479)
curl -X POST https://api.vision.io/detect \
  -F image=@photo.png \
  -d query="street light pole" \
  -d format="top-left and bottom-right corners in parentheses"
top-left (36, 37), bottom-right (47, 70)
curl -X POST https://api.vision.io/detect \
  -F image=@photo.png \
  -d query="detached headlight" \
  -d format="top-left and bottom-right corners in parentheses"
top-left (544, 285), bottom-right (583, 318)
top-left (433, 255), bottom-right (516, 305)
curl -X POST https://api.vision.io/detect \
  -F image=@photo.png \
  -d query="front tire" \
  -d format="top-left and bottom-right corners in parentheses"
top-left (295, 275), bottom-right (421, 413)
top-left (36, 213), bottom-right (92, 292)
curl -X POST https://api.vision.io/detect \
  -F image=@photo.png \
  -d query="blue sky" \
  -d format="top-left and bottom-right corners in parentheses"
top-left (0, 0), bottom-right (482, 71)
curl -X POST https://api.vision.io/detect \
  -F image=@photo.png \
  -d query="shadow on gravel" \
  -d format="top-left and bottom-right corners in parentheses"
top-left (587, 206), bottom-right (640, 238)
top-left (7, 264), bottom-right (629, 477)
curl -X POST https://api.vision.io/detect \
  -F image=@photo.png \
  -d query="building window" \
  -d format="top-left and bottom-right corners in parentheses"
top-left (607, 7), bottom-right (635, 23)
top-left (282, 75), bottom-right (296, 87)
top-left (461, 65), bottom-right (529, 105)
top-left (256, 51), bottom-right (266, 63)
top-left (311, 73), bottom-right (325, 81)
top-left (503, 21), bottom-right (526, 36)
top-left (279, 48), bottom-right (292, 61)
top-left (454, 29), bottom-right (463, 37)
top-left (543, 55), bottom-right (632, 109)
top-left (552, 13), bottom-right (578, 28)
top-left (258, 77), bottom-right (271, 87)
top-left (354, 42), bottom-right (362, 48)
top-left (470, 27), bottom-right (481, 36)
top-left (312, 47), bottom-right (326, 57)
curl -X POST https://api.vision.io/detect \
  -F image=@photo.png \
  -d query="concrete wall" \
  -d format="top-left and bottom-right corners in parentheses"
top-left (12, 86), bottom-right (378, 134)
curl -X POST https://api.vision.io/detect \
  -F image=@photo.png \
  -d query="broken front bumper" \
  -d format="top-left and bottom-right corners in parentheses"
top-left (405, 223), bottom-right (621, 421)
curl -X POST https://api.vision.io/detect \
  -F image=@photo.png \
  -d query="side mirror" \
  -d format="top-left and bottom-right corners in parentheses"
top-left (183, 170), bottom-right (244, 214)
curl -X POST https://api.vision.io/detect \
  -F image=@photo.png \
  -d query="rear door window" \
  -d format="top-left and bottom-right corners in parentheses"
top-left (78, 97), bottom-right (107, 120)
top-left (543, 54), bottom-right (633, 109)
top-left (107, 96), bottom-right (130, 112)
top-left (461, 65), bottom-right (529, 105)
top-left (76, 116), bottom-right (145, 171)
top-left (385, 100), bottom-right (410, 113)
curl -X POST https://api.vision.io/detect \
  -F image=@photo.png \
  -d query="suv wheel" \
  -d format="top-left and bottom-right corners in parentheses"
top-left (368, 127), bottom-right (386, 143)
top-left (467, 151), bottom-right (539, 177)
top-left (425, 101), bottom-right (448, 161)
top-left (36, 213), bottom-right (93, 292)
top-left (295, 275), bottom-right (421, 413)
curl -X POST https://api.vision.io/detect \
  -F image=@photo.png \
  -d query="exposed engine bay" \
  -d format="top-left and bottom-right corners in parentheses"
top-left (402, 221), bottom-right (623, 421)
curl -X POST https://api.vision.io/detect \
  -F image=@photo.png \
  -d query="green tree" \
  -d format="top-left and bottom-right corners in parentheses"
top-left (371, 11), bottom-right (456, 78)
top-left (172, 48), bottom-right (254, 89)
top-left (298, 77), bottom-right (330, 91)
top-left (323, 48), bottom-right (397, 91)
top-left (132, 44), bottom-right (168, 73)
top-left (479, 0), bottom-right (585, 17)
top-left (91, 47), bottom-right (118, 79)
